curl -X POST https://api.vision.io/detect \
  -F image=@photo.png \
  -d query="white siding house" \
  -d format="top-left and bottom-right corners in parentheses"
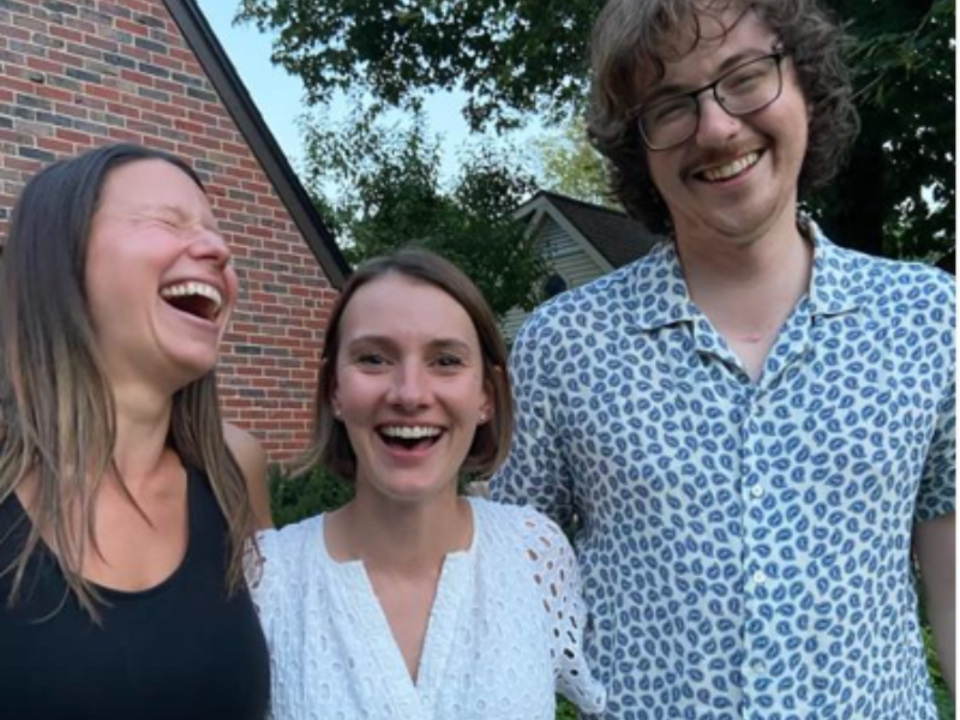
top-left (503, 192), bottom-right (662, 340)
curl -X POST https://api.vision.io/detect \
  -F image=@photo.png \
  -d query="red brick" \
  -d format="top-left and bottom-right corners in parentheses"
top-left (114, 19), bottom-right (150, 37)
top-left (24, 56), bottom-right (62, 74)
top-left (36, 136), bottom-right (76, 154)
top-left (50, 25), bottom-right (84, 44)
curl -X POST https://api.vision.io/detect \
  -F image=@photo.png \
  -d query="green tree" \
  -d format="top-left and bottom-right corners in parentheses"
top-left (237, 0), bottom-right (953, 259)
top-left (236, 0), bottom-right (597, 131)
top-left (303, 104), bottom-right (548, 318)
top-left (812, 0), bottom-right (954, 259)
top-left (536, 122), bottom-right (615, 208)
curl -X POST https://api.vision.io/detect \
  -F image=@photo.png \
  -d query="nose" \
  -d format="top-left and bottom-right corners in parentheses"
top-left (694, 92), bottom-right (742, 146)
top-left (189, 226), bottom-right (232, 269)
top-left (387, 361), bottom-right (431, 411)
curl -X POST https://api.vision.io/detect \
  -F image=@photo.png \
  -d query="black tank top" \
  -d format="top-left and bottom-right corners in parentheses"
top-left (0, 467), bottom-right (270, 720)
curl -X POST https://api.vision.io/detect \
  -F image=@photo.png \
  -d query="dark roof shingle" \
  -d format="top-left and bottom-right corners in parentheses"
top-left (534, 191), bottom-right (661, 268)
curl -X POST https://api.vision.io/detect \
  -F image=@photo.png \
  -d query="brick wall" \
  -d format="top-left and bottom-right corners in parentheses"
top-left (0, 0), bottom-right (339, 462)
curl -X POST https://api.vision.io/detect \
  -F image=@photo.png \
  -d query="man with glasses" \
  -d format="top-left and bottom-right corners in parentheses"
top-left (492, 1), bottom-right (955, 718)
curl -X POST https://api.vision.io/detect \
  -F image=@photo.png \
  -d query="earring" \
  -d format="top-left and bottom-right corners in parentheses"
top-left (479, 411), bottom-right (488, 422)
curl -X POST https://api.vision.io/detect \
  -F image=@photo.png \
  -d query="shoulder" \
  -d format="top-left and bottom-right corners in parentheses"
top-left (257, 515), bottom-right (322, 564)
top-left (251, 516), bottom-right (321, 602)
top-left (254, 516), bottom-right (321, 589)
top-left (473, 498), bottom-right (567, 546)
top-left (224, 422), bottom-right (272, 529)
top-left (513, 245), bottom-right (670, 364)
top-left (523, 247), bottom-right (667, 333)
top-left (249, 516), bottom-right (324, 642)
top-left (825, 242), bottom-right (955, 325)
top-left (224, 422), bottom-right (267, 478)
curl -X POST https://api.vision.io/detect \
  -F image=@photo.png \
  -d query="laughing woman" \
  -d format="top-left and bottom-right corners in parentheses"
top-left (0, 144), bottom-right (270, 720)
top-left (251, 250), bottom-right (606, 719)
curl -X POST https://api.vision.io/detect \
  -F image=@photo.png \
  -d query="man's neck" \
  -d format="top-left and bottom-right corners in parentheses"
top-left (675, 215), bottom-right (814, 380)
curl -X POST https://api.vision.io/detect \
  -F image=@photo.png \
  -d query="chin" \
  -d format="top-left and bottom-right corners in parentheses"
top-left (371, 476), bottom-right (454, 504)
top-left (169, 354), bottom-right (220, 389)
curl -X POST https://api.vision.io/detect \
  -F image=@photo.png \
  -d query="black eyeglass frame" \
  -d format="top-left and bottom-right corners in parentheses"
top-left (636, 48), bottom-right (787, 152)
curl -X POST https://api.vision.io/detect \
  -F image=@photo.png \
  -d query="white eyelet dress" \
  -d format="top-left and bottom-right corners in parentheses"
top-left (251, 498), bottom-right (607, 720)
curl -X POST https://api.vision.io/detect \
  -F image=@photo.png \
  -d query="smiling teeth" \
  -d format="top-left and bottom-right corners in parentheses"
top-left (381, 426), bottom-right (442, 439)
top-left (702, 152), bottom-right (760, 182)
top-left (160, 282), bottom-right (223, 312)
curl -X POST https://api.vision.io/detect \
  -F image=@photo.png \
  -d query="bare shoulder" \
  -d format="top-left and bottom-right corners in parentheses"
top-left (224, 422), bottom-right (266, 474)
top-left (224, 422), bottom-right (273, 529)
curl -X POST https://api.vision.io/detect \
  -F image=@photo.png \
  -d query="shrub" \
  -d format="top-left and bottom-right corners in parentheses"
top-left (269, 465), bottom-right (353, 528)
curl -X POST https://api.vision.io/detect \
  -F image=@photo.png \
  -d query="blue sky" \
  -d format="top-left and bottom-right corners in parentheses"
top-left (193, 1), bottom-right (495, 180)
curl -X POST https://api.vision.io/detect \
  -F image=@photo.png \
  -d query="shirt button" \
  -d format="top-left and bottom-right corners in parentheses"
top-left (750, 485), bottom-right (765, 499)
top-left (753, 571), bottom-right (767, 585)
top-left (751, 659), bottom-right (767, 674)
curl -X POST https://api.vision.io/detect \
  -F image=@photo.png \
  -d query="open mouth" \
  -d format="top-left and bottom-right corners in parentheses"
top-left (696, 151), bottom-right (762, 183)
top-left (378, 425), bottom-right (444, 452)
top-left (159, 281), bottom-right (223, 322)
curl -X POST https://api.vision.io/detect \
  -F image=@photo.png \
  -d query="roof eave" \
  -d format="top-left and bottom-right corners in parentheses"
top-left (163, 0), bottom-right (350, 288)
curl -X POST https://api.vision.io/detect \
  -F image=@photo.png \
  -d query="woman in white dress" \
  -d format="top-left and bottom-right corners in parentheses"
top-left (251, 249), bottom-right (606, 719)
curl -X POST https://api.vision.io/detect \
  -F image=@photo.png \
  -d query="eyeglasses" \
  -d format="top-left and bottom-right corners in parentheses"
top-left (636, 50), bottom-right (786, 151)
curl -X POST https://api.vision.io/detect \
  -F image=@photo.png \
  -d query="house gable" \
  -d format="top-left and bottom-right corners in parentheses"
top-left (502, 191), bottom-right (658, 340)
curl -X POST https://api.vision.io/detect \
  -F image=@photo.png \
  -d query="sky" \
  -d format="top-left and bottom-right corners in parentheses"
top-left (193, 1), bottom-right (521, 183)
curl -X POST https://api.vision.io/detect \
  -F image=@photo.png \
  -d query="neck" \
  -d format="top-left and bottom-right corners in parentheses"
top-left (676, 213), bottom-right (813, 338)
top-left (110, 380), bottom-right (176, 490)
top-left (328, 486), bottom-right (472, 577)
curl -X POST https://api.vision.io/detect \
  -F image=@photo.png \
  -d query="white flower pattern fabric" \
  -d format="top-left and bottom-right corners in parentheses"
top-left (251, 498), bottom-right (606, 719)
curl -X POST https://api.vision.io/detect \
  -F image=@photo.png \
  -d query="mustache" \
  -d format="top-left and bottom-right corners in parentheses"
top-left (684, 146), bottom-right (761, 175)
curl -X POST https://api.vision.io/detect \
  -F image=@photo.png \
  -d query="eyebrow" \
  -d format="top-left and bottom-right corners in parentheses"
top-left (136, 203), bottom-right (218, 229)
top-left (346, 335), bottom-right (474, 354)
top-left (134, 202), bottom-right (185, 217)
top-left (641, 47), bottom-right (775, 107)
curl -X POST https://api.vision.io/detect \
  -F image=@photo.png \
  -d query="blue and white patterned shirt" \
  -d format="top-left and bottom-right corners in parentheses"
top-left (491, 221), bottom-right (955, 720)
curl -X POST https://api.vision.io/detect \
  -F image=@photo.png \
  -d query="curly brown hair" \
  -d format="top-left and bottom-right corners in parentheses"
top-left (587, 0), bottom-right (860, 234)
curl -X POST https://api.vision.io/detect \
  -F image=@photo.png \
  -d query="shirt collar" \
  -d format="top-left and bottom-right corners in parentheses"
top-left (628, 240), bottom-right (700, 331)
top-left (802, 216), bottom-right (863, 318)
top-left (629, 216), bottom-right (861, 332)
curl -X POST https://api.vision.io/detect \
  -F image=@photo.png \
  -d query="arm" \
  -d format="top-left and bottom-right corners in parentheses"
top-left (915, 512), bottom-right (955, 696)
top-left (224, 422), bottom-right (274, 529)
top-left (520, 508), bottom-right (606, 712)
top-left (489, 319), bottom-right (575, 527)
top-left (913, 279), bottom-right (956, 696)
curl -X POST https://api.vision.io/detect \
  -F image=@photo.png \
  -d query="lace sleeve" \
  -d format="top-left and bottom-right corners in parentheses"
top-left (521, 509), bottom-right (607, 713)
top-left (245, 529), bottom-right (282, 626)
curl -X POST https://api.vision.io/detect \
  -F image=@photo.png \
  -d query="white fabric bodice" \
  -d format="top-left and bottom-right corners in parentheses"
top-left (251, 498), bottom-right (606, 719)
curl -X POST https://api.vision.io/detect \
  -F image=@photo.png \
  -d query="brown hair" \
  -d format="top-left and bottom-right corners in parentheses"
top-left (298, 248), bottom-right (513, 481)
top-left (0, 143), bottom-right (255, 619)
top-left (587, 0), bottom-right (860, 233)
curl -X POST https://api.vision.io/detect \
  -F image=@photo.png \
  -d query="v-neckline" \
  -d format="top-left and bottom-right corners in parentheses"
top-left (316, 500), bottom-right (480, 709)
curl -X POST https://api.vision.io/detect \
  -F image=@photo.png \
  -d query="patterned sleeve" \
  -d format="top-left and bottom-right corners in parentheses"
top-left (490, 316), bottom-right (576, 528)
top-left (916, 273), bottom-right (956, 522)
top-left (519, 508), bottom-right (606, 713)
